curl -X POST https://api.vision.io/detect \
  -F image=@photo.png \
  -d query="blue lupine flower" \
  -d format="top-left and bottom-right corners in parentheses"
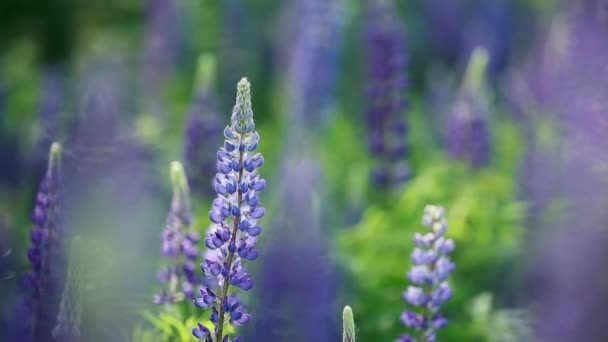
top-left (446, 47), bottom-right (491, 168)
top-left (155, 162), bottom-right (201, 304)
top-left (399, 205), bottom-right (455, 342)
top-left (364, 0), bottom-right (410, 187)
top-left (193, 78), bottom-right (265, 342)
top-left (24, 142), bottom-right (65, 340)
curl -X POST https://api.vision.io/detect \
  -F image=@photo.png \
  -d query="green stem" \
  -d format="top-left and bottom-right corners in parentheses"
top-left (215, 151), bottom-right (244, 342)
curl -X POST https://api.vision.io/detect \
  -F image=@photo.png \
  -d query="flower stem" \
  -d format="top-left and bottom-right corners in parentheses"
top-left (215, 151), bottom-right (244, 342)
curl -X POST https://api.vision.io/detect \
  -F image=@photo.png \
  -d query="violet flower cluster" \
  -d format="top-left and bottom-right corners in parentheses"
top-left (25, 142), bottom-right (65, 340)
top-left (364, 0), bottom-right (410, 187)
top-left (193, 78), bottom-right (265, 342)
top-left (446, 47), bottom-right (491, 168)
top-left (398, 205), bottom-right (455, 342)
top-left (155, 161), bottom-right (200, 304)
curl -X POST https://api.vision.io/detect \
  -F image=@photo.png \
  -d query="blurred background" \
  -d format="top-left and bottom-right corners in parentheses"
top-left (0, 0), bottom-right (606, 341)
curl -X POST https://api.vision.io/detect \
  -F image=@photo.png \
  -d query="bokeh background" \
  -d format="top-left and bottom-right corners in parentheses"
top-left (0, 0), bottom-right (607, 341)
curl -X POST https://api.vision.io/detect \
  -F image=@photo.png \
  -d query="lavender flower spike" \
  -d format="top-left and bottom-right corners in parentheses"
top-left (25, 142), bottom-right (65, 340)
top-left (398, 205), bottom-right (455, 342)
top-left (364, 0), bottom-right (410, 187)
top-left (193, 78), bottom-right (265, 342)
top-left (155, 161), bottom-right (200, 304)
top-left (447, 47), bottom-right (491, 167)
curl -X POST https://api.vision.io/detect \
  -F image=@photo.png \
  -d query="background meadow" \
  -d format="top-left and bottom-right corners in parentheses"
top-left (0, 0), bottom-right (607, 341)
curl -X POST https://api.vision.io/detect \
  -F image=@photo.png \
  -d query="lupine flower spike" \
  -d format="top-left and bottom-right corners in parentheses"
top-left (25, 142), bottom-right (65, 339)
top-left (193, 78), bottom-right (265, 342)
top-left (364, 0), bottom-right (410, 187)
top-left (155, 161), bottom-right (200, 304)
top-left (447, 47), bottom-right (491, 167)
top-left (343, 305), bottom-right (356, 342)
top-left (398, 205), bottom-right (455, 342)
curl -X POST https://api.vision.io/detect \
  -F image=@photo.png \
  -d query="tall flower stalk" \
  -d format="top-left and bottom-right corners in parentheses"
top-left (24, 142), bottom-right (65, 340)
top-left (446, 47), bottom-right (491, 168)
top-left (399, 205), bottom-right (455, 342)
top-left (364, 0), bottom-right (410, 187)
top-left (155, 161), bottom-right (200, 304)
top-left (193, 78), bottom-right (265, 341)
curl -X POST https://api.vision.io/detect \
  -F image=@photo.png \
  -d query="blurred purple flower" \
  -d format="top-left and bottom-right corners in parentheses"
top-left (517, 5), bottom-right (608, 341)
top-left (183, 58), bottom-right (223, 197)
top-left (420, 0), bottom-right (465, 65)
top-left (155, 162), bottom-right (201, 304)
top-left (287, 0), bottom-right (345, 131)
top-left (364, 0), bottom-right (410, 187)
top-left (24, 142), bottom-right (65, 340)
top-left (142, 0), bottom-right (183, 118)
top-left (245, 158), bottom-right (338, 342)
top-left (446, 47), bottom-right (491, 168)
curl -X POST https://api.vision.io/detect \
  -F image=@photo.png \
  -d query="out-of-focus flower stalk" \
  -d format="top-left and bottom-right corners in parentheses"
top-left (447, 47), bottom-right (491, 168)
top-left (155, 162), bottom-right (200, 304)
top-left (25, 142), bottom-right (65, 340)
top-left (364, 0), bottom-right (410, 187)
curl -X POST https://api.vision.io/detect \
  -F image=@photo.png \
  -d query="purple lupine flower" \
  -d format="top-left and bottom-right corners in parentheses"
top-left (399, 205), bottom-right (455, 342)
top-left (446, 47), bottom-right (491, 168)
top-left (516, 5), bottom-right (608, 341)
top-left (184, 56), bottom-right (224, 196)
top-left (287, 0), bottom-right (345, 131)
top-left (155, 162), bottom-right (201, 304)
top-left (24, 142), bottom-right (66, 340)
top-left (193, 78), bottom-right (265, 342)
top-left (364, 0), bottom-right (410, 187)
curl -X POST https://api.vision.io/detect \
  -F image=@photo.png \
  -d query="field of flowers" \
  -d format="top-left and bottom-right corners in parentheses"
top-left (0, 0), bottom-right (607, 341)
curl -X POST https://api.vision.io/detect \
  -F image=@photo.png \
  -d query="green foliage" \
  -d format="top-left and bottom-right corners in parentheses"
top-left (336, 102), bottom-right (527, 341)
top-left (468, 293), bottom-right (533, 342)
